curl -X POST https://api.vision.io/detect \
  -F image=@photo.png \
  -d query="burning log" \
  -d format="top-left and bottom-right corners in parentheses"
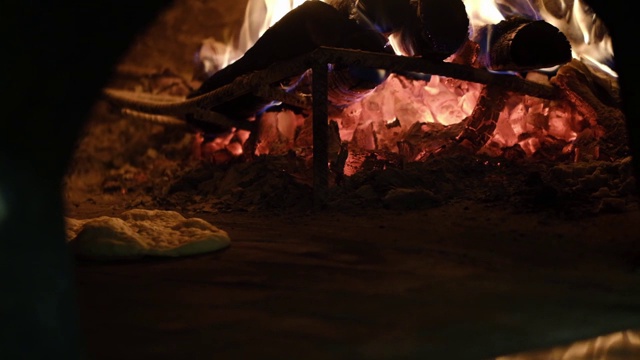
top-left (324, 0), bottom-right (415, 34)
top-left (551, 59), bottom-right (628, 160)
top-left (398, 121), bottom-right (467, 161)
top-left (456, 84), bottom-right (512, 152)
top-left (187, 0), bottom-right (391, 136)
top-left (475, 17), bottom-right (572, 72)
top-left (350, 0), bottom-right (470, 61)
top-left (415, 0), bottom-right (471, 60)
top-left (191, 1), bottom-right (387, 95)
top-left (449, 39), bottom-right (482, 67)
top-left (324, 0), bottom-right (355, 17)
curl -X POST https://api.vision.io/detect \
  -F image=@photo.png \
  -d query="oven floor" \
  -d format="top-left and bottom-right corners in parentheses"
top-left (71, 200), bottom-right (640, 359)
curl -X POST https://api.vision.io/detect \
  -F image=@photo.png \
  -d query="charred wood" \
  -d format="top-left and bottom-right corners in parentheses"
top-left (190, 2), bottom-right (388, 96)
top-left (415, 0), bottom-right (470, 60)
top-left (324, 0), bottom-right (356, 18)
top-left (328, 119), bottom-right (348, 184)
top-left (327, 0), bottom-right (470, 61)
top-left (330, 141), bottom-right (350, 186)
top-left (399, 121), bottom-right (467, 161)
top-left (354, 0), bottom-right (415, 34)
top-left (253, 85), bottom-right (312, 110)
top-left (475, 17), bottom-right (572, 72)
top-left (449, 39), bottom-right (482, 67)
top-left (456, 84), bottom-right (512, 152)
top-left (383, 0), bottom-right (470, 62)
top-left (188, 1), bottom-right (390, 137)
top-left (584, 0), bottom-right (640, 189)
top-left (551, 59), bottom-right (628, 160)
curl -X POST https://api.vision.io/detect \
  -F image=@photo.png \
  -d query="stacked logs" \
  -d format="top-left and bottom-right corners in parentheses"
top-left (187, 0), bottom-right (472, 137)
top-left (187, 0), bottom-right (575, 159)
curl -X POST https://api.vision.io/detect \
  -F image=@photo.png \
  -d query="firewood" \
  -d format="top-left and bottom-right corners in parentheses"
top-left (475, 17), bottom-right (572, 71)
top-left (326, 0), bottom-right (469, 62)
top-left (551, 59), bottom-right (628, 159)
top-left (415, 0), bottom-right (471, 60)
top-left (449, 39), bottom-right (482, 67)
top-left (191, 2), bottom-right (388, 96)
top-left (456, 84), bottom-right (512, 152)
top-left (187, 0), bottom-right (391, 136)
top-left (353, 0), bottom-right (415, 34)
top-left (398, 121), bottom-right (467, 161)
top-left (388, 0), bottom-right (470, 61)
top-left (324, 0), bottom-right (356, 18)
top-left (328, 0), bottom-right (470, 61)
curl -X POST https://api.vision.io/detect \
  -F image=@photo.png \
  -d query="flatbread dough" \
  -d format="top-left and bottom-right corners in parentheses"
top-left (65, 209), bottom-right (230, 259)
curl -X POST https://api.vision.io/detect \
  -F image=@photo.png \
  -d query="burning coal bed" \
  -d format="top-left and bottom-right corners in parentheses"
top-left (65, 0), bottom-right (636, 219)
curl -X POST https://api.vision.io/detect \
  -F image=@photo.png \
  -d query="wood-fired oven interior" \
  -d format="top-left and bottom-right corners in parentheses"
top-left (30, 0), bottom-right (640, 359)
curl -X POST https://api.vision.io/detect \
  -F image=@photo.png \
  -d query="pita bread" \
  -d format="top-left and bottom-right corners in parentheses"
top-left (66, 209), bottom-right (230, 260)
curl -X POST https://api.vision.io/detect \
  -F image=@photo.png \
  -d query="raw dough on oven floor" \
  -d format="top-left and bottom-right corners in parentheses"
top-left (65, 209), bottom-right (230, 260)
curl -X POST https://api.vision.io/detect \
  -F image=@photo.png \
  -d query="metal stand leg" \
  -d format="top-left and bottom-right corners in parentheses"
top-left (312, 63), bottom-right (329, 210)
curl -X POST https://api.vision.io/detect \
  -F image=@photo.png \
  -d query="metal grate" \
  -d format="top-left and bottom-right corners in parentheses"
top-left (103, 46), bottom-right (561, 209)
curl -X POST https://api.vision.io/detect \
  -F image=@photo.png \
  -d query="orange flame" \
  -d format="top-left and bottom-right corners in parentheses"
top-left (461, 0), bottom-right (615, 76)
top-left (538, 0), bottom-right (615, 76)
top-left (198, 0), bottom-right (320, 75)
top-left (202, 0), bottom-right (614, 76)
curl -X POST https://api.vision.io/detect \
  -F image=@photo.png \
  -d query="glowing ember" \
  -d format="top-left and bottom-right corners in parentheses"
top-left (194, 0), bottom-right (619, 167)
top-left (255, 110), bottom-right (305, 155)
top-left (335, 74), bottom-right (483, 153)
